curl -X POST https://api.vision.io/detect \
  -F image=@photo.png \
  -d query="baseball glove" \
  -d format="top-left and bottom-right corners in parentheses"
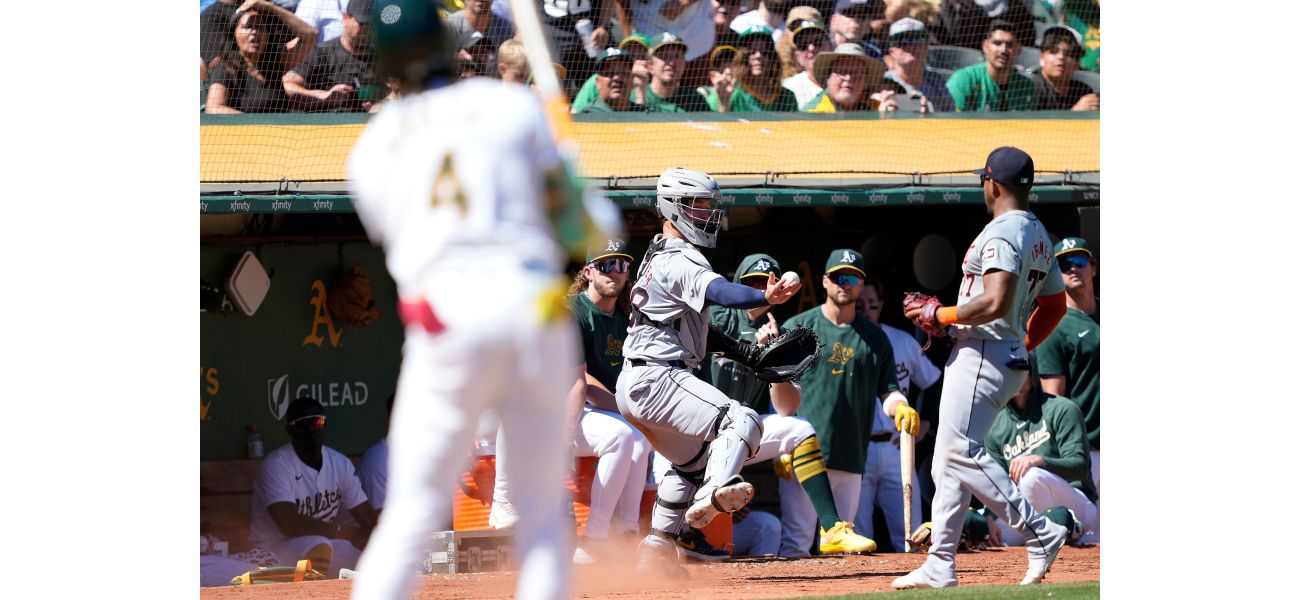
top-left (908, 522), bottom-right (933, 551)
top-left (328, 263), bottom-right (381, 327)
top-left (902, 291), bottom-right (946, 349)
top-left (749, 325), bottom-right (822, 383)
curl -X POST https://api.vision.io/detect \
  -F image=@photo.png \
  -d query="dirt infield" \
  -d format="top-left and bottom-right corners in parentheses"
top-left (201, 545), bottom-right (1099, 599)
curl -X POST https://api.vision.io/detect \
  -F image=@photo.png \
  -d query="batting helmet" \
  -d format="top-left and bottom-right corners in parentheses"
top-left (656, 167), bottom-right (722, 248)
top-left (370, 0), bottom-right (456, 86)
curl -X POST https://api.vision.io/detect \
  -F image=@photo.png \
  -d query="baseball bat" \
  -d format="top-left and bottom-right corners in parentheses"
top-left (900, 431), bottom-right (915, 552)
top-left (505, 0), bottom-right (575, 143)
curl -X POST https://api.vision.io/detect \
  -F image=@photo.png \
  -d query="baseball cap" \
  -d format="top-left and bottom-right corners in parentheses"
top-left (733, 253), bottom-right (782, 283)
top-left (649, 32), bottom-right (689, 56)
top-left (972, 146), bottom-right (1034, 186)
top-left (888, 17), bottom-right (927, 44)
top-left (1039, 24), bottom-right (1083, 46)
top-left (458, 29), bottom-right (488, 51)
top-left (1053, 237), bottom-right (1092, 258)
top-left (594, 47), bottom-right (634, 67)
top-left (785, 6), bottom-right (825, 29)
top-left (284, 396), bottom-right (325, 424)
top-left (812, 43), bottom-right (884, 87)
top-left (709, 44), bottom-right (739, 67)
top-left (789, 18), bottom-right (829, 40)
top-left (834, 0), bottom-right (881, 16)
top-left (347, 0), bottom-right (373, 22)
top-left (618, 33), bottom-right (654, 53)
top-left (735, 25), bottom-right (775, 44)
top-left (586, 238), bottom-right (635, 264)
top-left (825, 249), bottom-right (866, 277)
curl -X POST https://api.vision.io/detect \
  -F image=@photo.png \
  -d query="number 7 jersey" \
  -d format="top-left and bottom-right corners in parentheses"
top-left (954, 209), bottom-right (1064, 342)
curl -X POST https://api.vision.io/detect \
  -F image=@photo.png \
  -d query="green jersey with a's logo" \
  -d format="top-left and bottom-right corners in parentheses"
top-left (709, 305), bottom-right (774, 415)
top-left (783, 308), bottom-right (899, 473)
top-left (984, 394), bottom-right (1098, 503)
top-left (645, 85), bottom-right (711, 112)
top-left (568, 292), bottom-right (630, 392)
top-left (1034, 305), bottom-right (1100, 449)
top-left (953, 210), bottom-right (1064, 342)
top-left (726, 84), bottom-right (800, 112)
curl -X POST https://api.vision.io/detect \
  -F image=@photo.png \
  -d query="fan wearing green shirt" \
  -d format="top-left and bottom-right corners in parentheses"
top-left (644, 33), bottom-right (710, 112)
top-left (781, 249), bottom-right (919, 555)
top-left (578, 48), bottom-right (649, 114)
top-left (945, 19), bottom-right (1037, 112)
top-left (719, 26), bottom-right (799, 112)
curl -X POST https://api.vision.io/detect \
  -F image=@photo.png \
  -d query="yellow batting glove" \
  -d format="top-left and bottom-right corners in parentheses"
top-left (894, 405), bottom-right (920, 436)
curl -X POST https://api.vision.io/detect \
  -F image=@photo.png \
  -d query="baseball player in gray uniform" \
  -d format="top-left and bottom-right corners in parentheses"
top-left (617, 167), bottom-right (802, 573)
top-left (894, 147), bottom-right (1072, 589)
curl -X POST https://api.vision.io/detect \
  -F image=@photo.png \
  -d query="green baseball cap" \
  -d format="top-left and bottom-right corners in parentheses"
top-left (586, 238), bottom-right (635, 264)
top-left (737, 25), bottom-right (775, 44)
top-left (618, 33), bottom-right (654, 52)
top-left (649, 32), bottom-right (689, 56)
top-left (733, 253), bottom-right (781, 283)
top-left (1053, 236), bottom-right (1093, 258)
top-left (825, 249), bottom-right (866, 277)
top-left (593, 47), bottom-right (634, 67)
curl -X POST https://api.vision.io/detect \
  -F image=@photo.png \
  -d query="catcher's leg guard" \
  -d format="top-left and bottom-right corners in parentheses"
top-left (650, 466), bottom-right (700, 537)
top-left (686, 403), bottom-right (762, 528)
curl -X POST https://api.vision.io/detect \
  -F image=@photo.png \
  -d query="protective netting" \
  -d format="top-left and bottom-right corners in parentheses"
top-left (199, 0), bottom-right (1099, 187)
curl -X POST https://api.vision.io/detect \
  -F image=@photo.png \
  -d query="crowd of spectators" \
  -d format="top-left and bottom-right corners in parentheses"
top-left (200, 0), bottom-right (1099, 114)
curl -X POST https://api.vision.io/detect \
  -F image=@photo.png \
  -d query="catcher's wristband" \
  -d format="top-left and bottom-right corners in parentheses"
top-left (937, 306), bottom-right (959, 326)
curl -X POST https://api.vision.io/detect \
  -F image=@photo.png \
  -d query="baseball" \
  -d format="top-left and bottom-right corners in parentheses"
top-left (781, 271), bottom-right (799, 285)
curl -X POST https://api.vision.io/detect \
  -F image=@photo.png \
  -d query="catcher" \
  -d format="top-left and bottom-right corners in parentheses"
top-left (616, 168), bottom-right (804, 574)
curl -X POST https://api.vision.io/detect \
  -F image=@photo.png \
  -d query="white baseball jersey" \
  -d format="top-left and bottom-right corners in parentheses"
top-left (870, 324), bottom-right (943, 435)
top-left (249, 444), bottom-right (368, 547)
top-left (952, 210), bottom-right (1064, 342)
top-left (624, 235), bottom-right (724, 368)
top-left (347, 79), bottom-right (567, 294)
top-left (357, 438), bottom-right (388, 510)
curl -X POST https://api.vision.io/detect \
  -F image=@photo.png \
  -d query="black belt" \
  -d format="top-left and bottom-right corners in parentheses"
top-left (627, 358), bottom-right (687, 369)
top-left (869, 433), bottom-right (893, 443)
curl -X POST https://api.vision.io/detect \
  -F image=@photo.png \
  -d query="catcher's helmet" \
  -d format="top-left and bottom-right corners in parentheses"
top-left (370, 0), bottom-right (456, 85)
top-left (656, 167), bottom-right (722, 248)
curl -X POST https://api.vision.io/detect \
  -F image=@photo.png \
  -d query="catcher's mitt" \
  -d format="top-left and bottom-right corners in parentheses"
top-left (902, 291), bottom-right (946, 349)
top-left (328, 263), bottom-right (380, 327)
top-left (749, 325), bottom-right (822, 383)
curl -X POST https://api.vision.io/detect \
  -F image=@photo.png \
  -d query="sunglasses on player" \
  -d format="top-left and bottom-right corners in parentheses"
top-left (289, 415), bottom-right (326, 430)
top-left (1058, 255), bottom-right (1090, 272)
top-left (832, 274), bottom-right (863, 287)
top-left (592, 258), bottom-right (630, 274)
top-left (742, 275), bottom-right (772, 289)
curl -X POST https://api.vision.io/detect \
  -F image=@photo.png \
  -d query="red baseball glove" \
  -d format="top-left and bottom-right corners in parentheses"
top-left (902, 291), bottom-right (947, 340)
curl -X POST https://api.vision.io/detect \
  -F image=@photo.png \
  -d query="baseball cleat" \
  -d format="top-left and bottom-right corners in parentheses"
top-left (488, 500), bottom-right (520, 529)
top-left (634, 533), bottom-right (689, 579)
top-left (818, 521), bottom-right (877, 554)
top-left (891, 568), bottom-right (956, 590)
top-left (686, 480), bottom-right (754, 529)
top-left (675, 527), bottom-right (731, 562)
top-left (1021, 523), bottom-right (1068, 585)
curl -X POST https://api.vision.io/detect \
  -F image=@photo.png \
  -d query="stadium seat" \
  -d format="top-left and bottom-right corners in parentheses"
top-left (1072, 70), bottom-right (1100, 94)
top-left (1016, 47), bottom-right (1041, 74)
top-left (926, 45), bottom-right (985, 71)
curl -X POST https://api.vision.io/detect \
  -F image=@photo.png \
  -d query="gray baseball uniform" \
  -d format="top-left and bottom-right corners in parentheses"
top-left (616, 234), bottom-right (763, 537)
top-left (917, 209), bottom-right (1067, 585)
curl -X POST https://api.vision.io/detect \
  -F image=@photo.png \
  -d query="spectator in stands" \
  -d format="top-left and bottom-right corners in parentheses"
top-left (1031, 25), bottom-right (1098, 111)
top-left (455, 31), bottom-right (497, 80)
top-left (713, 0), bottom-right (746, 49)
top-left (294, 0), bottom-right (348, 43)
top-left (630, 0), bottom-right (718, 65)
top-left (282, 0), bottom-right (388, 112)
top-left (721, 26), bottom-right (799, 111)
top-left (537, 0), bottom-right (617, 92)
top-left (801, 43), bottom-right (896, 112)
top-left (496, 38), bottom-right (530, 83)
top-left (445, 0), bottom-right (516, 49)
top-left (882, 17), bottom-right (954, 112)
top-left (644, 33), bottom-right (711, 111)
top-left (206, 0), bottom-right (319, 113)
top-left (357, 395), bottom-right (394, 517)
top-left (696, 45), bottom-right (739, 111)
top-left (1036, 237), bottom-right (1101, 496)
top-left (776, 6), bottom-right (827, 80)
top-left (201, 0), bottom-right (240, 81)
top-left (580, 48), bottom-right (649, 112)
top-left (779, 14), bottom-right (833, 108)
top-left (936, 0), bottom-right (1034, 50)
top-left (945, 19), bottom-right (1036, 111)
top-left (620, 34), bottom-right (654, 105)
top-left (830, 0), bottom-right (888, 48)
top-left (249, 397), bottom-right (378, 578)
top-left (1042, 0), bottom-right (1098, 71)
top-left (729, 0), bottom-right (793, 43)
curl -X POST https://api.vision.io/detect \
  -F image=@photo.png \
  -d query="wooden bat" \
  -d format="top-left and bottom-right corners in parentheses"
top-left (900, 430), bottom-right (915, 552)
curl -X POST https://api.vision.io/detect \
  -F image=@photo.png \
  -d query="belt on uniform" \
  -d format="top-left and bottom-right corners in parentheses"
top-left (869, 433), bottom-right (893, 443)
top-left (627, 358), bottom-right (688, 369)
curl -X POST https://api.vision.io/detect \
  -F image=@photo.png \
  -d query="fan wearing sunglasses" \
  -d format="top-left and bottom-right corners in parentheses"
top-left (248, 397), bottom-right (377, 578)
top-left (782, 248), bottom-right (920, 558)
top-left (1033, 237), bottom-right (1100, 498)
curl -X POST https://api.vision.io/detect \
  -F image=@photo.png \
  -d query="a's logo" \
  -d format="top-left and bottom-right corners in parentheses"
top-left (827, 342), bottom-right (855, 365)
top-left (663, 33), bottom-right (677, 42)
top-left (380, 4), bottom-right (402, 24)
top-left (303, 280), bottom-right (343, 348)
top-left (268, 374), bottom-right (292, 421)
top-left (1061, 239), bottom-right (1078, 250)
top-left (604, 334), bottom-right (624, 356)
top-left (606, 240), bottom-right (621, 252)
top-left (755, 259), bottom-right (772, 272)
top-left (840, 251), bottom-right (855, 263)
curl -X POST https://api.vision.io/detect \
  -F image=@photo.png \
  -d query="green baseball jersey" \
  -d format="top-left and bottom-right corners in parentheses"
top-left (945, 64), bottom-right (1038, 112)
top-left (578, 97), bottom-right (649, 113)
top-left (1034, 305), bottom-right (1100, 449)
top-left (696, 86), bottom-right (721, 111)
top-left (726, 83), bottom-right (799, 112)
top-left (571, 74), bottom-right (600, 113)
top-left (708, 305), bottom-right (773, 415)
top-left (984, 394), bottom-right (1098, 503)
top-left (644, 84), bottom-right (710, 112)
top-left (783, 307), bottom-right (899, 473)
top-left (568, 292), bottom-right (630, 392)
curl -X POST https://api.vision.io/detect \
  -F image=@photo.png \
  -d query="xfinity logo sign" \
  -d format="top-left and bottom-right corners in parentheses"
top-left (268, 374), bottom-right (371, 420)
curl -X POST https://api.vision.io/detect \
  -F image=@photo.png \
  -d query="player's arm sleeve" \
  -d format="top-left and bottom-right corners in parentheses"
top-left (1039, 401), bottom-right (1092, 481)
top-left (1024, 291), bottom-right (1067, 351)
top-left (704, 278), bottom-right (769, 309)
top-left (669, 258), bottom-right (725, 312)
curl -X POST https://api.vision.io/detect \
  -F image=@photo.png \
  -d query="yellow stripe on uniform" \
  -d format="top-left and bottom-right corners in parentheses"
top-left (791, 436), bottom-right (828, 482)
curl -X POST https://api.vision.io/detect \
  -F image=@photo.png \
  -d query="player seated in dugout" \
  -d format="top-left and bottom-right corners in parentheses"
top-left (206, 0), bottom-right (320, 114)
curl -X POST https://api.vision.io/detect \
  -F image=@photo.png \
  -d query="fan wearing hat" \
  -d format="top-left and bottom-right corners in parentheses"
top-left (800, 43), bottom-right (894, 112)
top-left (721, 25), bottom-right (800, 112)
top-left (695, 44), bottom-right (739, 111)
top-left (775, 6), bottom-right (827, 78)
top-left (570, 33), bottom-right (653, 113)
top-left (881, 17), bottom-right (955, 112)
top-left (779, 15), bottom-right (834, 108)
top-left (644, 33), bottom-right (710, 112)
top-left (729, 0), bottom-right (792, 44)
top-left (579, 48), bottom-right (650, 113)
top-left (1030, 25), bottom-right (1097, 111)
top-left (829, 0), bottom-right (887, 48)
top-left (945, 19), bottom-right (1037, 111)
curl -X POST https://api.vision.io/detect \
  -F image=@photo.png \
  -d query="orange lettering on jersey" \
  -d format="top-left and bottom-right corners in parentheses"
top-left (303, 280), bottom-right (343, 348)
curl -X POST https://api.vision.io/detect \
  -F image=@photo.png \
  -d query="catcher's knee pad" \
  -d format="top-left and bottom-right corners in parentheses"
top-left (718, 402), bottom-right (763, 459)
